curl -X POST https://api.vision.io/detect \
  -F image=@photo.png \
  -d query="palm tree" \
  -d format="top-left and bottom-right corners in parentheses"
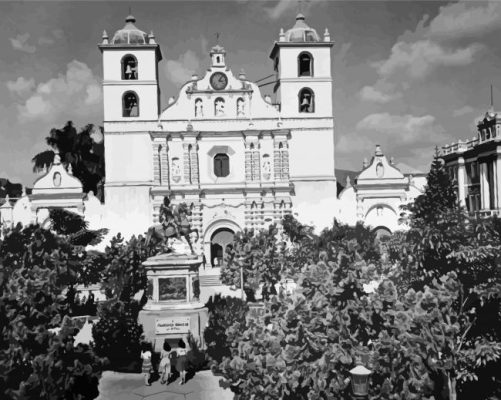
top-left (32, 121), bottom-right (105, 200)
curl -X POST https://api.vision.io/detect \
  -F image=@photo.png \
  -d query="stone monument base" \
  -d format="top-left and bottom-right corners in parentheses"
top-left (138, 303), bottom-right (208, 352)
top-left (138, 251), bottom-right (209, 352)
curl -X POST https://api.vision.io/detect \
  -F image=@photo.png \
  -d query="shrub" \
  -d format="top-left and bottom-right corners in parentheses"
top-left (92, 300), bottom-right (143, 372)
top-left (204, 294), bottom-right (249, 366)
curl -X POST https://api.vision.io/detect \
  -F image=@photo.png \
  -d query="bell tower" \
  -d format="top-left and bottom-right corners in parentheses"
top-left (98, 15), bottom-right (163, 237)
top-left (99, 15), bottom-right (162, 122)
top-left (269, 14), bottom-right (334, 118)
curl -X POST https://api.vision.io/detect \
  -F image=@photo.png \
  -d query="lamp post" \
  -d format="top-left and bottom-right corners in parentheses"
top-left (238, 256), bottom-right (245, 300)
top-left (349, 365), bottom-right (372, 399)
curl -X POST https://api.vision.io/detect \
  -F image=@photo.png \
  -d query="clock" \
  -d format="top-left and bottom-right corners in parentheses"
top-left (210, 72), bottom-right (228, 90)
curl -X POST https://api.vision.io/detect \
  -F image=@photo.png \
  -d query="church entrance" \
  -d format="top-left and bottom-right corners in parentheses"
top-left (210, 228), bottom-right (234, 267)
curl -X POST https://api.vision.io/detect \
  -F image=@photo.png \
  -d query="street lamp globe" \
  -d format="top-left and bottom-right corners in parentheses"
top-left (349, 365), bottom-right (372, 398)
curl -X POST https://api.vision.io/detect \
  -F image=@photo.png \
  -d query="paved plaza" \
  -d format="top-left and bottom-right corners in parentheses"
top-left (96, 370), bottom-right (234, 400)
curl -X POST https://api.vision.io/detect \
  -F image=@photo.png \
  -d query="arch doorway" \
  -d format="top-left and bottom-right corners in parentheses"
top-left (210, 228), bottom-right (235, 267)
top-left (373, 226), bottom-right (391, 241)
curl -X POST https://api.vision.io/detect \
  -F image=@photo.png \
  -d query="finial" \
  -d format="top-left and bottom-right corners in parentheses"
top-left (168, 96), bottom-right (175, 105)
top-left (53, 152), bottom-right (61, 165)
top-left (239, 69), bottom-right (246, 80)
top-left (346, 175), bottom-right (351, 187)
top-left (279, 28), bottom-right (285, 42)
top-left (375, 144), bottom-right (383, 156)
top-left (68, 164), bottom-right (73, 175)
top-left (191, 73), bottom-right (198, 81)
top-left (125, 14), bottom-right (136, 23)
top-left (324, 28), bottom-right (330, 42)
top-left (363, 158), bottom-right (369, 168)
top-left (148, 31), bottom-right (156, 44)
top-left (215, 32), bottom-right (221, 45)
top-left (22, 186), bottom-right (26, 197)
top-left (102, 30), bottom-right (109, 44)
top-left (5, 194), bottom-right (10, 202)
top-left (264, 95), bottom-right (272, 104)
top-left (390, 156), bottom-right (395, 165)
top-left (296, 13), bottom-right (305, 21)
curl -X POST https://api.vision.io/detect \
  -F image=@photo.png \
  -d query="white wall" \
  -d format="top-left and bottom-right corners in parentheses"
top-left (105, 133), bottom-right (153, 183)
top-left (289, 128), bottom-right (335, 179)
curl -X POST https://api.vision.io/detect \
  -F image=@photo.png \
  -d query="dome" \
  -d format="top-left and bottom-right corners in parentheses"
top-left (111, 15), bottom-right (148, 45)
top-left (284, 14), bottom-right (320, 42)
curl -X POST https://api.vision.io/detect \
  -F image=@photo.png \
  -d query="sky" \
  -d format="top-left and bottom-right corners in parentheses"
top-left (1, 0), bottom-right (501, 187)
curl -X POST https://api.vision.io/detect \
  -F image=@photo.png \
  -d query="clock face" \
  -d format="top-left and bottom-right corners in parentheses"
top-left (210, 72), bottom-right (228, 90)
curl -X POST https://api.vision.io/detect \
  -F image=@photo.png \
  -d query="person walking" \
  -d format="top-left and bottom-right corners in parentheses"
top-left (159, 339), bottom-right (173, 384)
top-left (176, 339), bottom-right (188, 385)
top-left (140, 342), bottom-right (153, 386)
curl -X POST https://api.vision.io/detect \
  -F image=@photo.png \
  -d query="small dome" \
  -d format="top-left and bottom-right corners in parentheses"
top-left (284, 14), bottom-right (320, 42)
top-left (111, 15), bottom-right (148, 45)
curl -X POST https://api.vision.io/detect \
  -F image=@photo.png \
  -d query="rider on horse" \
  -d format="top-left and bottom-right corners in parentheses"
top-left (159, 196), bottom-right (178, 237)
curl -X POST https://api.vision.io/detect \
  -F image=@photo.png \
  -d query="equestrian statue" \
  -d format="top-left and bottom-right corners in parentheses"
top-left (145, 196), bottom-right (199, 254)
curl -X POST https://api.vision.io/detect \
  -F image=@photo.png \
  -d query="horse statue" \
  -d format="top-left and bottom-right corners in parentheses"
top-left (145, 197), bottom-right (199, 255)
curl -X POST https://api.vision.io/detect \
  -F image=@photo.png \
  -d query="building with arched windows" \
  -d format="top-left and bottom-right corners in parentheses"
top-left (336, 145), bottom-right (426, 235)
top-left (98, 13), bottom-right (336, 266)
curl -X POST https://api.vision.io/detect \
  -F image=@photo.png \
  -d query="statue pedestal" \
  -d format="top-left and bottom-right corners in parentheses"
top-left (138, 252), bottom-right (208, 352)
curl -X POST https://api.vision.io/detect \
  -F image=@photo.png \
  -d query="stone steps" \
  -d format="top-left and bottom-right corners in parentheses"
top-left (199, 275), bottom-right (222, 286)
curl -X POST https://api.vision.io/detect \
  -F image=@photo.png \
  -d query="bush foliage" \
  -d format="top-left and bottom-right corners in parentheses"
top-left (211, 153), bottom-right (501, 400)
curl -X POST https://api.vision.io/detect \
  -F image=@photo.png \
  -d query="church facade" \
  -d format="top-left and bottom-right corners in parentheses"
top-left (99, 14), bottom-right (336, 265)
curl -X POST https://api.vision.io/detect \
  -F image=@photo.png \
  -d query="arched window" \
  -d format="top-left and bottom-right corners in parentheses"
top-left (236, 97), bottom-right (245, 116)
top-left (214, 153), bottom-right (229, 177)
top-left (123, 91), bottom-right (139, 117)
top-left (298, 88), bottom-right (314, 113)
top-left (121, 55), bottom-right (138, 80)
top-left (195, 98), bottom-right (203, 118)
top-left (298, 52), bottom-right (313, 77)
top-left (214, 97), bottom-right (225, 116)
top-left (262, 154), bottom-right (271, 181)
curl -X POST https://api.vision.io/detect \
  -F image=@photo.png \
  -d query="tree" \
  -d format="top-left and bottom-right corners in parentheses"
top-left (213, 210), bottom-right (501, 399)
top-left (222, 225), bottom-right (287, 301)
top-left (32, 121), bottom-right (105, 200)
top-left (409, 148), bottom-right (457, 224)
top-left (0, 210), bottom-right (107, 399)
top-left (92, 299), bottom-right (144, 372)
top-left (387, 152), bottom-right (501, 400)
top-left (204, 294), bottom-right (249, 365)
top-left (382, 272), bottom-right (501, 400)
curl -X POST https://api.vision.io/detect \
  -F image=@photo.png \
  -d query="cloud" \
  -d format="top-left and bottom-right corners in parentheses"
top-left (165, 50), bottom-right (202, 86)
top-left (426, 2), bottom-right (501, 41)
top-left (38, 36), bottom-right (54, 45)
top-left (375, 40), bottom-right (481, 80)
top-left (10, 33), bottom-right (36, 53)
top-left (453, 105), bottom-right (474, 117)
top-left (264, 0), bottom-right (325, 20)
top-left (16, 60), bottom-right (102, 123)
top-left (356, 112), bottom-right (445, 144)
top-left (361, 1), bottom-right (496, 103)
top-left (359, 85), bottom-right (401, 103)
top-left (6, 77), bottom-right (35, 96)
top-left (337, 113), bottom-right (448, 173)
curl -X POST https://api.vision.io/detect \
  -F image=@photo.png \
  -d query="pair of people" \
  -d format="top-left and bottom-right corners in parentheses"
top-left (141, 339), bottom-right (189, 386)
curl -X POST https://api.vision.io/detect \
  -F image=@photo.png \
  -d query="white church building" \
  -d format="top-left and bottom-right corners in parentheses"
top-left (98, 13), bottom-right (337, 265)
top-left (0, 13), bottom-right (428, 265)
